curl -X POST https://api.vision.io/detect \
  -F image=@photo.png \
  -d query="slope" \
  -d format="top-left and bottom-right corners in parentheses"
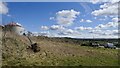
top-left (2, 31), bottom-right (119, 66)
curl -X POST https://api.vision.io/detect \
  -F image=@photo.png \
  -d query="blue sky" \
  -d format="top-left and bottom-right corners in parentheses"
top-left (3, 2), bottom-right (100, 31)
top-left (1, 1), bottom-right (119, 38)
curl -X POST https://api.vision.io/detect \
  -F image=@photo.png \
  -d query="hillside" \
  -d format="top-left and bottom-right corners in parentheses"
top-left (1, 31), bottom-right (119, 66)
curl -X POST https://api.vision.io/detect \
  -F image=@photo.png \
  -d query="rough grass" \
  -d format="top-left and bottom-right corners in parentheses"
top-left (1, 32), bottom-right (119, 66)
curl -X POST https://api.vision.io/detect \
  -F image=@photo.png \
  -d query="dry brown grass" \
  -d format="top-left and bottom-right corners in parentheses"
top-left (1, 31), bottom-right (119, 66)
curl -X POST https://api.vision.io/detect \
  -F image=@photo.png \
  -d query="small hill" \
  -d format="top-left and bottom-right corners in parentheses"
top-left (1, 30), bottom-right (119, 66)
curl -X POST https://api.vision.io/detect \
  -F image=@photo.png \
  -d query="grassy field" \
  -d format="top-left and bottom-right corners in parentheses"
top-left (1, 32), bottom-right (119, 66)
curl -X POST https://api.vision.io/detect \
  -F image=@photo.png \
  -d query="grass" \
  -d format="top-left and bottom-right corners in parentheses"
top-left (1, 32), bottom-right (119, 66)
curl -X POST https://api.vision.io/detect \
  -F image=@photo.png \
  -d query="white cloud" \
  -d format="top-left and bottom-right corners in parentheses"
top-left (90, 0), bottom-right (119, 38)
top-left (90, 0), bottom-right (120, 4)
top-left (80, 19), bottom-right (92, 23)
top-left (16, 22), bottom-right (22, 26)
top-left (112, 30), bottom-right (119, 35)
top-left (86, 20), bottom-right (92, 23)
top-left (95, 22), bottom-right (118, 29)
top-left (56, 9), bottom-right (80, 26)
top-left (95, 24), bottom-right (106, 29)
top-left (92, 4), bottom-right (118, 16)
top-left (107, 22), bottom-right (118, 28)
top-left (65, 29), bottom-right (74, 34)
top-left (89, 29), bottom-right (119, 36)
top-left (58, 29), bottom-right (74, 35)
top-left (108, 0), bottom-right (120, 3)
top-left (91, 1), bottom-right (118, 16)
top-left (80, 19), bottom-right (84, 22)
top-left (90, 0), bottom-right (103, 4)
top-left (50, 25), bottom-right (65, 30)
top-left (58, 28), bottom-right (80, 36)
top-left (89, 29), bottom-right (102, 35)
top-left (40, 26), bottom-right (49, 30)
top-left (90, 29), bottom-right (111, 35)
top-left (58, 32), bottom-right (68, 35)
top-left (0, 2), bottom-right (8, 14)
top-left (39, 31), bottom-right (51, 36)
top-left (75, 26), bottom-right (85, 30)
top-left (75, 26), bottom-right (93, 31)
top-left (112, 17), bottom-right (118, 22)
top-left (49, 17), bottom-right (54, 20)
top-left (40, 2), bottom-right (119, 38)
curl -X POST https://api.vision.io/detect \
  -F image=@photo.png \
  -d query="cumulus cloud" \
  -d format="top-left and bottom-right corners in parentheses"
top-left (0, 2), bottom-right (8, 14)
top-left (65, 29), bottom-right (74, 34)
top-left (39, 31), bottom-right (51, 36)
top-left (95, 22), bottom-right (118, 29)
top-left (89, 29), bottom-right (103, 35)
top-left (106, 22), bottom-right (118, 28)
top-left (112, 17), bottom-right (119, 22)
top-left (40, 26), bottom-right (49, 30)
top-left (90, 0), bottom-right (103, 4)
top-left (86, 20), bottom-right (92, 23)
top-left (95, 24), bottom-right (106, 29)
top-left (57, 29), bottom-right (74, 35)
top-left (108, 0), bottom-right (120, 3)
top-left (91, 1), bottom-right (119, 16)
top-left (41, 3), bottom-right (119, 38)
top-left (57, 32), bottom-right (68, 35)
top-left (112, 30), bottom-right (119, 35)
top-left (80, 19), bottom-right (92, 23)
top-left (75, 26), bottom-right (93, 31)
top-left (90, 0), bottom-right (119, 38)
top-left (89, 29), bottom-right (119, 36)
top-left (90, 0), bottom-right (120, 4)
top-left (50, 25), bottom-right (65, 31)
top-left (58, 29), bottom-right (80, 36)
top-left (56, 9), bottom-right (80, 26)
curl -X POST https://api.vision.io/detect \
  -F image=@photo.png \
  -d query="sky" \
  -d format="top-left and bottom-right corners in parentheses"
top-left (0, 0), bottom-right (119, 38)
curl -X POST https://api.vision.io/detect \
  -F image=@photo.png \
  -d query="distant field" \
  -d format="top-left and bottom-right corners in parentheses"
top-left (1, 32), bottom-right (119, 66)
